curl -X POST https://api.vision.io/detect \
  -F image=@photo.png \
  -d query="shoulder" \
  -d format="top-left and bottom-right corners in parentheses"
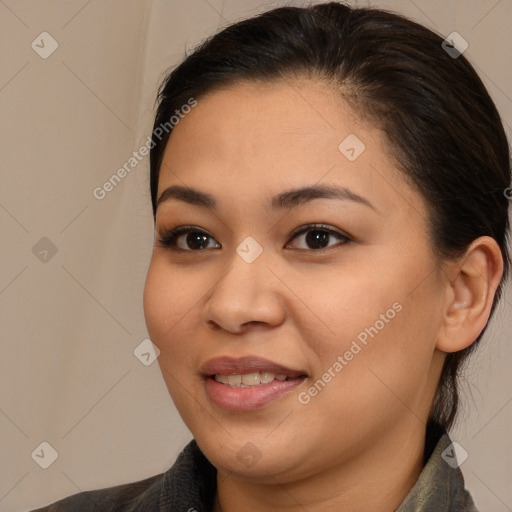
top-left (30, 472), bottom-right (164, 512)
top-left (30, 440), bottom-right (217, 512)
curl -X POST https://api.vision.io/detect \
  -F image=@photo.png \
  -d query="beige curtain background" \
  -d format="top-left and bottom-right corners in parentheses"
top-left (0, 1), bottom-right (510, 510)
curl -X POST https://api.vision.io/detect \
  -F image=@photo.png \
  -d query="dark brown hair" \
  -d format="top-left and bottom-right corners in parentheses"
top-left (149, 2), bottom-right (510, 430)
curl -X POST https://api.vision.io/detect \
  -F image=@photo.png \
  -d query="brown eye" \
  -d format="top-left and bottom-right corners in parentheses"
top-left (157, 226), bottom-right (221, 251)
top-left (287, 224), bottom-right (351, 250)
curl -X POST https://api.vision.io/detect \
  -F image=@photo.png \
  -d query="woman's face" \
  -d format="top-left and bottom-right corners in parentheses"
top-left (143, 79), bottom-right (448, 483)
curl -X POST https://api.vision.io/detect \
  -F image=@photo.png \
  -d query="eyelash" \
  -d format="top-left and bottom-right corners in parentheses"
top-left (156, 223), bottom-right (352, 252)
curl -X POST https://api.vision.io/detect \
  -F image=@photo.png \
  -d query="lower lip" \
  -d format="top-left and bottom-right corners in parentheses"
top-left (205, 377), bottom-right (305, 411)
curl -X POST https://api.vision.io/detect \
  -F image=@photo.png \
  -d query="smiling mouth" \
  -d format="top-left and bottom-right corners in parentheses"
top-left (202, 356), bottom-right (308, 411)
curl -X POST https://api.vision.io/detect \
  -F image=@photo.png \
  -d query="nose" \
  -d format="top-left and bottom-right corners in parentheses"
top-left (201, 251), bottom-right (285, 334)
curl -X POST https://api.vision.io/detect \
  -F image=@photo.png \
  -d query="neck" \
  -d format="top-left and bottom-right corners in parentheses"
top-left (213, 421), bottom-right (426, 512)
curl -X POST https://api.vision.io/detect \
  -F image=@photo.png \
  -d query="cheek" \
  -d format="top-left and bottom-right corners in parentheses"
top-left (298, 249), bottom-right (442, 395)
top-left (143, 262), bottom-right (170, 343)
top-left (143, 259), bottom-right (197, 342)
top-left (143, 259), bottom-right (199, 390)
top-left (143, 261), bottom-right (203, 416)
top-left (308, 275), bottom-right (442, 425)
top-left (293, 267), bottom-right (399, 348)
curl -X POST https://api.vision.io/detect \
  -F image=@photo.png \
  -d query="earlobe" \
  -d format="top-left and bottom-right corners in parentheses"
top-left (436, 236), bottom-right (504, 353)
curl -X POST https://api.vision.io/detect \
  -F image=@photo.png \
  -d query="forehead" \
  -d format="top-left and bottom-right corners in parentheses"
top-left (158, 79), bottom-right (419, 217)
top-left (163, 79), bottom-right (358, 163)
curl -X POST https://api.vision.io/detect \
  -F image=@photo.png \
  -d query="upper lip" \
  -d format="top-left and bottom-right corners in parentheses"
top-left (201, 356), bottom-right (307, 379)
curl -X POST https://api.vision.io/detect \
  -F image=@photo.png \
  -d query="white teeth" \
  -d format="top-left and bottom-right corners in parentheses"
top-left (227, 374), bottom-right (242, 386)
top-left (260, 372), bottom-right (275, 384)
top-left (214, 371), bottom-right (288, 387)
top-left (241, 372), bottom-right (260, 385)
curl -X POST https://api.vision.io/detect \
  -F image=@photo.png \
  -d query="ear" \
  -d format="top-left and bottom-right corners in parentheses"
top-left (436, 236), bottom-right (504, 353)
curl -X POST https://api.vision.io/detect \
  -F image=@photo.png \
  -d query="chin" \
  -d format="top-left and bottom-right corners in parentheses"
top-left (195, 430), bottom-right (310, 482)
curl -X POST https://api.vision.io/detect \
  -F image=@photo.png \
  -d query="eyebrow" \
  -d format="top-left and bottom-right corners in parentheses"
top-left (156, 184), bottom-right (376, 212)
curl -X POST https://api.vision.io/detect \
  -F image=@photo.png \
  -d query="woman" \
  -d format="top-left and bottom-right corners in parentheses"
top-left (34, 2), bottom-right (510, 511)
